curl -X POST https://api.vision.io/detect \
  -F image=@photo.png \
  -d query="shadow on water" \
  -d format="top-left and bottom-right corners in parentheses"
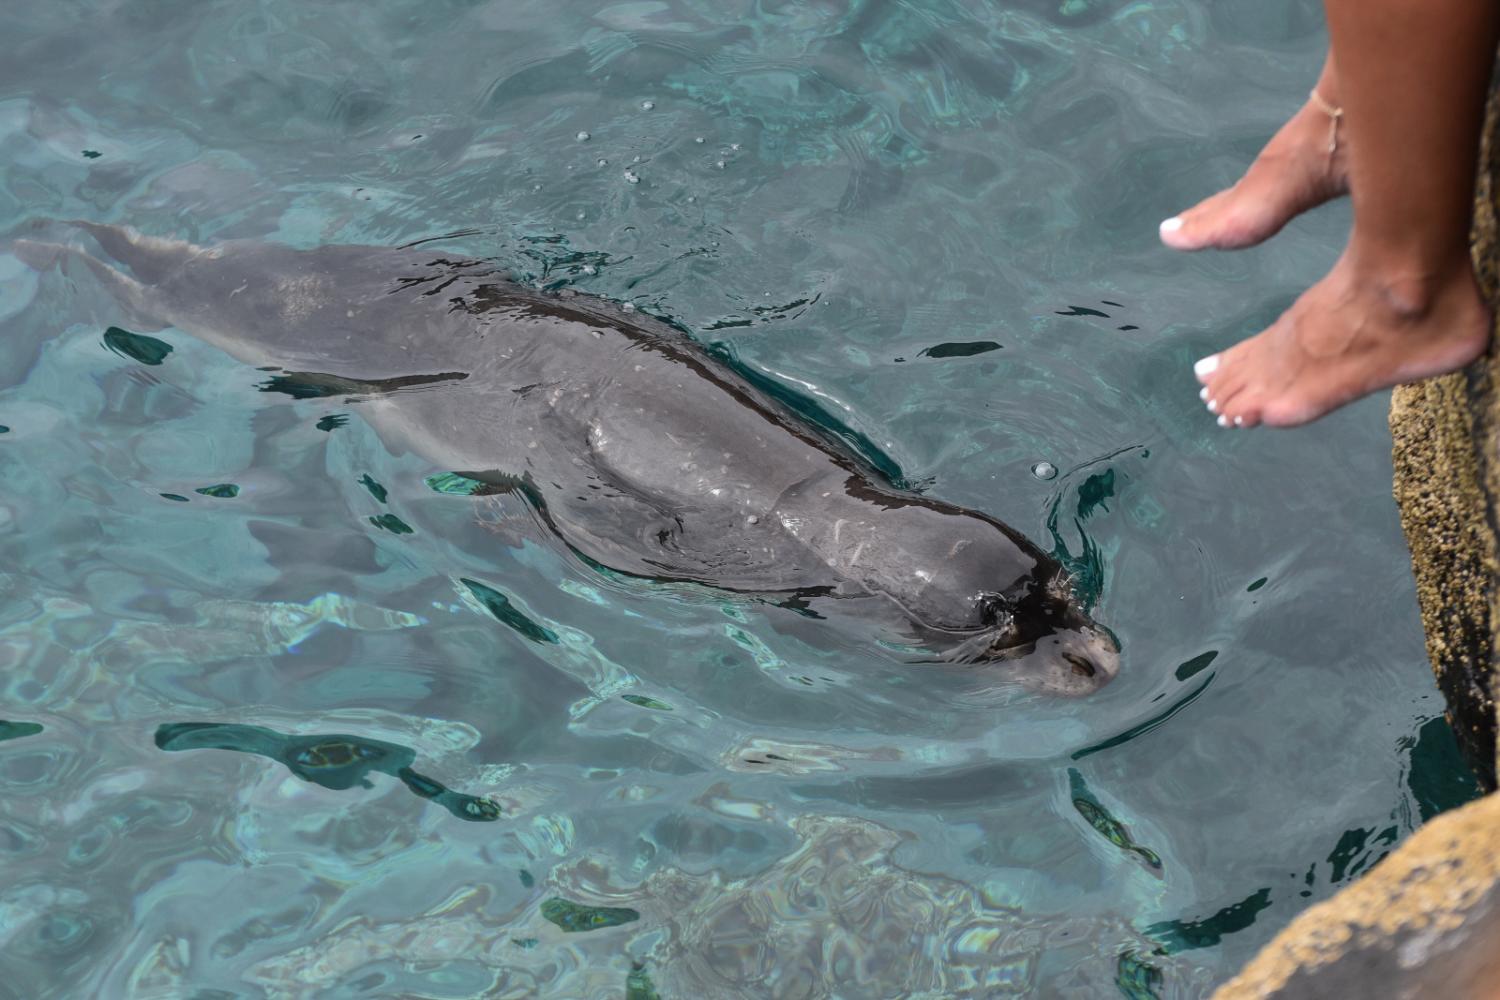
top-left (704, 338), bottom-right (921, 490)
top-left (1145, 888), bottom-right (1274, 954)
top-left (1406, 715), bottom-right (1484, 822)
top-left (0, 720), bottom-right (43, 742)
top-left (1072, 671), bottom-right (1216, 761)
top-left (153, 722), bottom-right (500, 822)
top-left (1114, 714), bottom-right (1484, 992)
top-left (1116, 951), bottom-right (1166, 1000)
top-left (1044, 445), bottom-right (1149, 612)
top-left (461, 578), bottom-right (559, 645)
top-left (102, 326), bottom-right (172, 366)
top-left (1068, 767), bottom-right (1163, 877)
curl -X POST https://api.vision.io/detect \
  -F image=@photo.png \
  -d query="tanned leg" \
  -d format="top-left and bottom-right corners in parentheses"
top-left (1161, 56), bottom-right (1347, 251)
top-left (1197, 0), bottom-right (1497, 429)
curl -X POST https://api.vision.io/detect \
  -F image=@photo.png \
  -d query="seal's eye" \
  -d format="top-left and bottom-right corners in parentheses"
top-left (977, 593), bottom-right (1008, 627)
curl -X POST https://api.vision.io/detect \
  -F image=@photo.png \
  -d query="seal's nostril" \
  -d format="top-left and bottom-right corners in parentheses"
top-left (1064, 653), bottom-right (1095, 677)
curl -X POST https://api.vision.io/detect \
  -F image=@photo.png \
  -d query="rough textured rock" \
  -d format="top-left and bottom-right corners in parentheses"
top-left (1389, 377), bottom-right (1497, 790)
top-left (1211, 791), bottom-right (1500, 999)
top-left (1388, 69), bottom-right (1500, 791)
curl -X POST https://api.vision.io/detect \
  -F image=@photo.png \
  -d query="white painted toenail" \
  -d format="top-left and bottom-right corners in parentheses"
top-left (1194, 355), bottom-right (1219, 377)
top-left (1234, 415), bottom-right (1244, 427)
top-left (1217, 414), bottom-right (1229, 428)
top-left (1199, 387), bottom-right (1209, 401)
top-left (1207, 398), bottom-right (1219, 414)
top-left (1160, 217), bottom-right (1183, 234)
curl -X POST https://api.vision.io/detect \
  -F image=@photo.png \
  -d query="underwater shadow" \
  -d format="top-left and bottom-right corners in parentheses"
top-left (154, 722), bottom-right (499, 822)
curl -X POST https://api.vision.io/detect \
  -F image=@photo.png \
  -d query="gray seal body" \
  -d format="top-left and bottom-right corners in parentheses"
top-left (17, 222), bottom-right (1119, 695)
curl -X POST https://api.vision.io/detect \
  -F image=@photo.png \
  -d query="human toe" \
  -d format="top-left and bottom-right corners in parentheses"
top-left (1199, 359), bottom-right (1250, 417)
top-left (1159, 200), bottom-right (1223, 251)
top-left (1213, 384), bottom-right (1261, 429)
top-left (1212, 362), bottom-right (1265, 423)
top-left (1193, 352), bottom-right (1221, 383)
top-left (1159, 185), bottom-right (1233, 250)
top-left (1159, 214), bottom-right (1193, 250)
top-left (1223, 404), bottom-right (1261, 429)
top-left (1162, 184), bottom-right (1276, 252)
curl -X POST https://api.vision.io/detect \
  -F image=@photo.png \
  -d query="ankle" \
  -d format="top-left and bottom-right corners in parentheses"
top-left (1345, 249), bottom-right (1483, 322)
top-left (1312, 58), bottom-right (1338, 110)
top-left (1289, 99), bottom-right (1346, 177)
top-left (1309, 83), bottom-right (1339, 115)
top-left (1374, 274), bottom-right (1445, 322)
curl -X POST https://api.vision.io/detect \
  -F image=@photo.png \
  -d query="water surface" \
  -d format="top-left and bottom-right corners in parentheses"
top-left (0, 0), bottom-right (1479, 996)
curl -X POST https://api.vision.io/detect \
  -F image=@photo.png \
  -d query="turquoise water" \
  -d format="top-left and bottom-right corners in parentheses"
top-left (0, 1), bottom-right (1482, 997)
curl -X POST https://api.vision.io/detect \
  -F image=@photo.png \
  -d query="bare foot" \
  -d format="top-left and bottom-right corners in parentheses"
top-left (1195, 253), bottom-right (1491, 428)
top-left (1160, 97), bottom-right (1348, 251)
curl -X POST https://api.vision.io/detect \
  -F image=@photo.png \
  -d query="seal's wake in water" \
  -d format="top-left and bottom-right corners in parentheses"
top-left (14, 222), bottom-right (1119, 694)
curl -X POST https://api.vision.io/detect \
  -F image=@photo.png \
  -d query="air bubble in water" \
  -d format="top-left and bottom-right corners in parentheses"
top-left (598, 158), bottom-right (608, 167)
top-left (576, 131), bottom-right (591, 142)
top-left (576, 210), bottom-right (586, 220)
top-left (582, 265), bottom-right (597, 275)
top-left (694, 136), bottom-right (705, 144)
top-left (622, 302), bottom-right (636, 312)
top-left (641, 100), bottom-right (655, 111)
top-left (715, 160), bottom-right (725, 169)
top-left (730, 143), bottom-right (741, 151)
top-left (532, 184), bottom-right (542, 192)
top-left (1031, 462), bottom-right (1058, 481)
top-left (623, 170), bottom-right (640, 184)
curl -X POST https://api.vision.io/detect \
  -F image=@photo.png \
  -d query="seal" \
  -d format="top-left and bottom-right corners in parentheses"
top-left (14, 222), bottom-right (1120, 694)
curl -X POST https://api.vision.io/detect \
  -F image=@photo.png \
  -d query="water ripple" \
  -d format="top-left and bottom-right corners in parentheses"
top-left (0, 0), bottom-right (1469, 994)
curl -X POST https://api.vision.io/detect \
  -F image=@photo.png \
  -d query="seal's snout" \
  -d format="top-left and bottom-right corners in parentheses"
top-left (1062, 650), bottom-right (1096, 678)
top-left (1012, 623), bottom-right (1121, 697)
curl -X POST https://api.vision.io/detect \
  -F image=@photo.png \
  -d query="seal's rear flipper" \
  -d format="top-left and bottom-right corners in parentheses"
top-left (66, 220), bottom-right (201, 284)
top-left (9, 237), bottom-right (168, 332)
top-left (9, 237), bottom-right (66, 273)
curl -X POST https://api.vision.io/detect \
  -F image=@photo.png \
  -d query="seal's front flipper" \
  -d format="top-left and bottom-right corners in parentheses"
top-left (259, 369), bottom-right (470, 400)
top-left (529, 476), bottom-right (839, 594)
top-left (435, 467), bottom-right (711, 583)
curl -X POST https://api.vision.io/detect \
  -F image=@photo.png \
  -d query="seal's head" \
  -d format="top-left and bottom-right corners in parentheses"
top-left (796, 481), bottom-right (1120, 695)
top-left (941, 570), bottom-right (1122, 697)
top-left (899, 540), bottom-right (1121, 697)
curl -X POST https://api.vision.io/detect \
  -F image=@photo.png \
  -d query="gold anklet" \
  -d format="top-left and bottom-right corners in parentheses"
top-left (1309, 88), bottom-right (1343, 155)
